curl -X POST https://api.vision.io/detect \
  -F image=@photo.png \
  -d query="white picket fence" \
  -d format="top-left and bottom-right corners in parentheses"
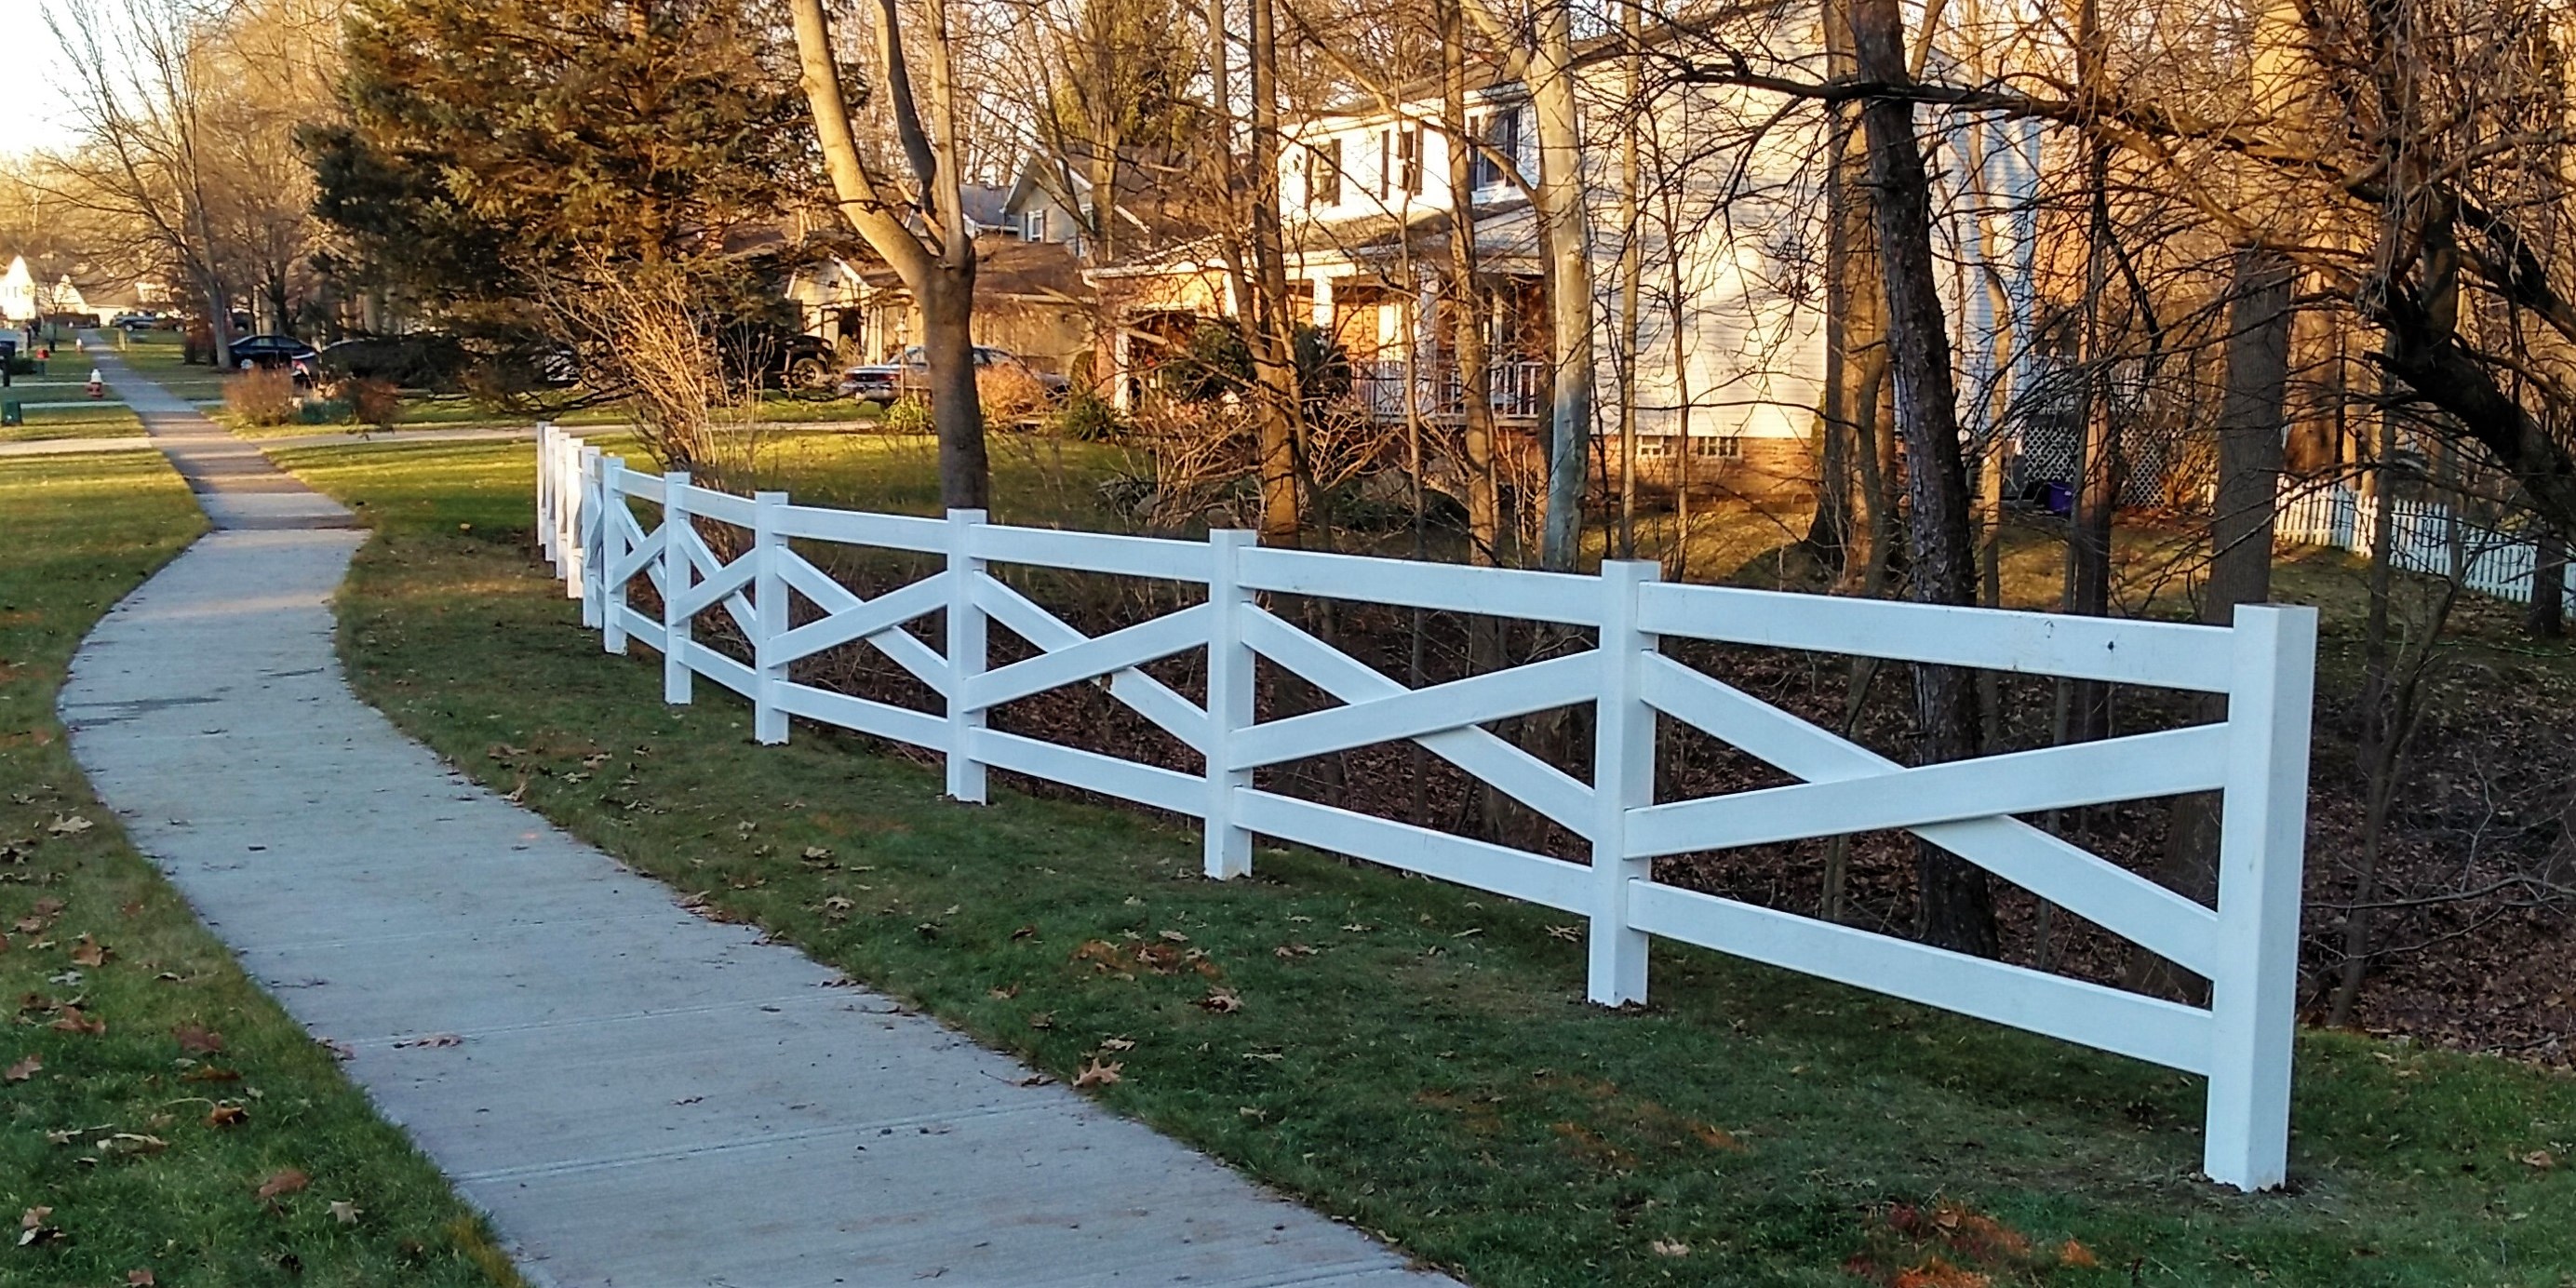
top-left (2275, 481), bottom-right (2575, 613)
top-left (535, 423), bottom-right (2319, 1190)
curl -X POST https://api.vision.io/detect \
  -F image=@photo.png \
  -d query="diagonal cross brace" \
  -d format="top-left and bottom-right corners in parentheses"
top-left (973, 575), bottom-right (1211, 752)
top-left (765, 552), bottom-right (951, 695)
top-left (1637, 655), bottom-right (2221, 975)
top-left (1240, 608), bottom-right (1593, 836)
top-left (964, 602), bottom-right (1214, 715)
top-left (1227, 650), bottom-right (1597, 772)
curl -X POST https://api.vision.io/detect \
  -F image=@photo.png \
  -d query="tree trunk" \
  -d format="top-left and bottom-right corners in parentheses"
top-left (1850, 0), bottom-right (1993, 957)
top-left (201, 274), bottom-right (235, 369)
top-left (2529, 526), bottom-right (2566, 638)
top-left (2137, 248), bottom-right (2292, 997)
top-left (1528, 0), bottom-right (1595, 571)
top-left (2330, 401), bottom-right (2405, 1026)
top-left (1442, 0), bottom-right (1501, 569)
top-left (1613, 0), bottom-right (1644, 561)
top-left (1245, 0), bottom-right (1303, 545)
top-left (2062, 131), bottom-right (2119, 742)
top-left (1806, 0), bottom-right (1865, 568)
top-left (788, 0), bottom-right (988, 510)
top-left (919, 272), bottom-right (990, 509)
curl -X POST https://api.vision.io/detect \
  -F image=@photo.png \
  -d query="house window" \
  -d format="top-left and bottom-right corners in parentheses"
top-left (1637, 436), bottom-right (1671, 459)
top-left (1309, 138), bottom-right (1344, 207)
top-left (1690, 436), bottom-right (1744, 460)
top-left (1388, 127), bottom-right (1422, 195)
top-left (1469, 109), bottom-right (1521, 190)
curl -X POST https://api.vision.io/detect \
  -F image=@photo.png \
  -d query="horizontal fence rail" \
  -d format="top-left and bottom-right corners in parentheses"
top-left (534, 423), bottom-right (2320, 1190)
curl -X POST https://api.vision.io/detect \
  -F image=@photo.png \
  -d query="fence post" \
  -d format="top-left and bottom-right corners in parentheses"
top-left (2203, 602), bottom-right (2316, 1190)
top-left (1202, 529), bottom-right (1257, 879)
top-left (753, 491), bottom-right (790, 745)
top-left (663, 471), bottom-right (693, 705)
top-left (1589, 559), bottom-right (1661, 1006)
top-left (577, 445), bottom-right (603, 626)
top-left (535, 423), bottom-right (556, 567)
top-left (602, 456), bottom-right (630, 655)
top-left (945, 508), bottom-right (988, 803)
top-left (568, 442), bottom-right (597, 605)
top-left (552, 426), bottom-right (576, 578)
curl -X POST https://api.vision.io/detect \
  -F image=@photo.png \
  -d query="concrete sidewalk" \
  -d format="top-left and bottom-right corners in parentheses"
top-left (63, 352), bottom-right (1456, 1287)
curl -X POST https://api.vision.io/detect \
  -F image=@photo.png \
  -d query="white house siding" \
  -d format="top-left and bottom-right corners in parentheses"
top-left (1274, 30), bottom-right (2046, 473)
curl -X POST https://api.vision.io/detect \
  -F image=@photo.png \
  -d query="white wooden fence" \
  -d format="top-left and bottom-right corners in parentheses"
top-left (536, 423), bottom-right (2318, 1191)
top-left (2275, 480), bottom-right (2575, 613)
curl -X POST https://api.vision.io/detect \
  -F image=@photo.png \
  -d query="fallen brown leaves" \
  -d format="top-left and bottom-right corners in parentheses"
top-left (1841, 1201), bottom-right (2097, 1288)
top-left (4, 1055), bottom-right (37, 1081)
top-left (70, 934), bottom-right (110, 967)
top-left (1073, 1058), bottom-right (1123, 1089)
top-left (48, 1006), bottom-right (105, 1036)
top-left (205, 1102), bottom-right (248, 1129)
top-left (173, 1023), bottom-right (224, 1055)
top-left (256, 1168), bottom-right (310, 1201)
top-left (1069, 937), bottom-right (1218, 980)
top-left (18, 1206), bottom-right (60, 1247)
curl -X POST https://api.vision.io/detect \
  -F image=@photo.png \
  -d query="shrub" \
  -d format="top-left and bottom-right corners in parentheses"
top-left (1161, 320), bottom-right (1254, 403)
top-left (978, 363), bottom-right (1051, 425)
top-left (299, 396), bottom-right (354, 425)
top-left (882, 395), bottom-right (932, 435)
top-left (1057, 389), bottom-right (1125, 442)
top-left (224, 368), bottom-right (301, 426)
top-left (349, 377), bottom-right (403, 430)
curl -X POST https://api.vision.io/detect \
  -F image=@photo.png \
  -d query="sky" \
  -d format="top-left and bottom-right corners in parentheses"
top-left (0, 20), bottom-right (86, 158)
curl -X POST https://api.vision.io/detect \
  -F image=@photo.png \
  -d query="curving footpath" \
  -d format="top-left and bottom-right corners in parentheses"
top-left (61, 346), bottom-right (1455, 1287)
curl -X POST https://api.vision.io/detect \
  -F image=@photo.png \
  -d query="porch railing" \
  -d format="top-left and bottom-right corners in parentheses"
top-left (1349, 358), bottom-right (1546, 423)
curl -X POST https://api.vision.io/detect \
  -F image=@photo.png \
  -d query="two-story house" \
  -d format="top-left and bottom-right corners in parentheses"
top-left (1090, 45), bottom-right (2049, 503)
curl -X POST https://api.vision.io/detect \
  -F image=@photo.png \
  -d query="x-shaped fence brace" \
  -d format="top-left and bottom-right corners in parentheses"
top-left (537, 426), bottom-right (2316, 1191)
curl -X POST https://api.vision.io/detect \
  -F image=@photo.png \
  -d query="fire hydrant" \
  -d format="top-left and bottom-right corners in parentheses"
top-left (87, 369), bottom-right (104, 399)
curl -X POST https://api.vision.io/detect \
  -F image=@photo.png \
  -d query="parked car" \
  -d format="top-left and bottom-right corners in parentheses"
top-left (319, 333), bottom-right (472, 391)
top-left (711, 320), bottom-right (834, 392)
top-left (110, 312), bottom-right (164, 332)
top-left (886, 345), bottom-right (1072, 400)
top-left (230, 334), bottom-right (319, 370)
top-left (838, 362), bottom-right (902, 405)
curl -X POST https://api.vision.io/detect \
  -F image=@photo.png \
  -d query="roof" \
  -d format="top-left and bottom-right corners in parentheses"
top-left (1092, 199), bottom-right (1540, 285)
top-left (852, 235), bottom-right (1092, 304)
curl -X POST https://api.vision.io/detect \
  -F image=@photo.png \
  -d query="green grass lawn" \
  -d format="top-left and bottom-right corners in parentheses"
top-left (0, 450), bottom-right (524, 1287)
top-left (0, 397), bottom-right (146, 444)
top-left (266, 433), bottom-right (2576, 1288)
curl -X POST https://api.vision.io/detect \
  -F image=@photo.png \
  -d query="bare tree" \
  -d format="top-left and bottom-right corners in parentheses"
top-left (1459, 0), bottom-right (1595, 570)
top-left (1846, 0), bottom-right (1997, 955)
top-left (790, 0), bottom-right (991, 509)
top-left (45, 0), bottom-right (243, 364)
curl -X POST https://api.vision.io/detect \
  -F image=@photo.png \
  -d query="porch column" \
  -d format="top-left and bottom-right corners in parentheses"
top-left (1311, 275), bottom-right (1335, 335)
top-left (1415, 268), bottom-right (1440, 413)
top-left (1111, 329), bottom-right (1134, 413)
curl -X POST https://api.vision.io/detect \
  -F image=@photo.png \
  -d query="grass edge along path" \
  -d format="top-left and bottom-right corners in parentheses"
top-left (283, 436), bottom-right (2576, 1288)
top-left (0, 449), bottom-right (524, 1287)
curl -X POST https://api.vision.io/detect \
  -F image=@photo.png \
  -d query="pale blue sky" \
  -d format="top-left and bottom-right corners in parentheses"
top-left (0, 20), bottom-right (86, 157)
